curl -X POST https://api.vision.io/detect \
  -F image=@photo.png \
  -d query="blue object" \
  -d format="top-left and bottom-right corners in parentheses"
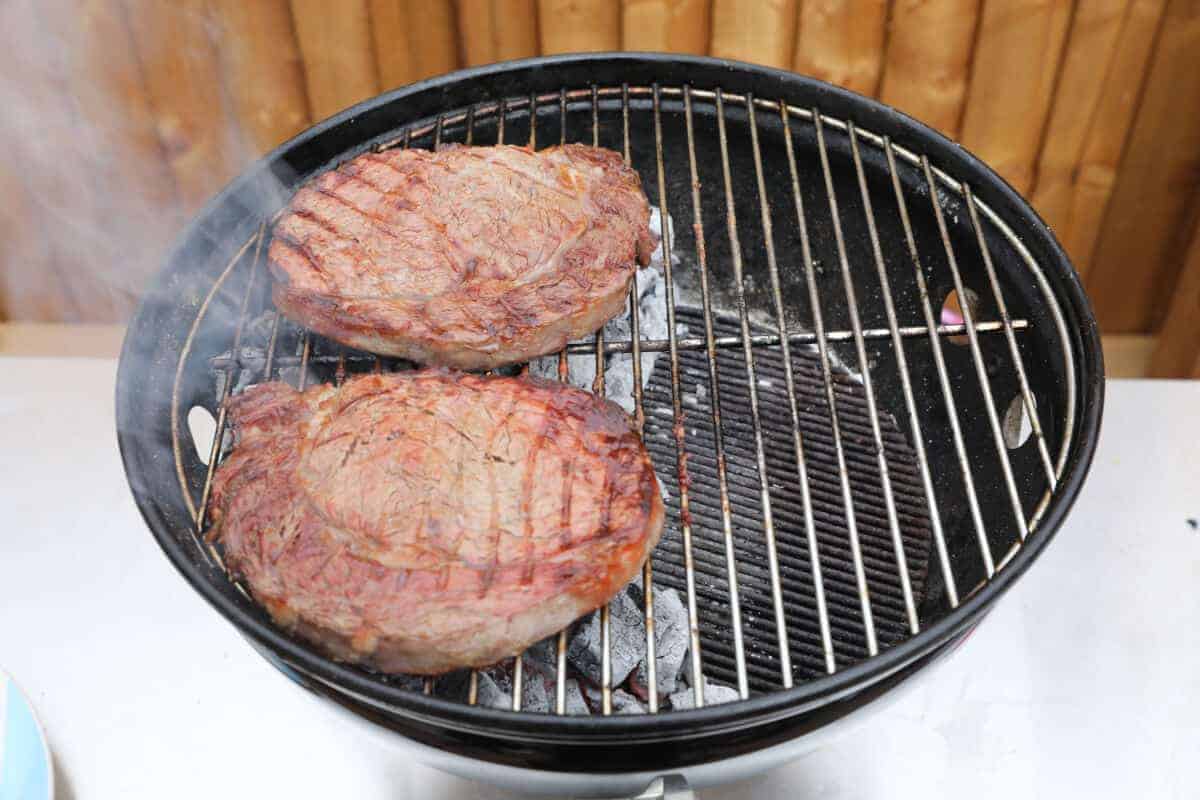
top-left (0, 672), bottom-right (52, 800)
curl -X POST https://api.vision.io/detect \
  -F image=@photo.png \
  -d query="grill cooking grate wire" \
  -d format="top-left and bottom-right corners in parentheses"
top-left (176, 84), bottom-right (1072, 717)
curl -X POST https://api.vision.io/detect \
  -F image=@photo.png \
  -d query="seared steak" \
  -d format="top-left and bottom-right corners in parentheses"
top-left (269, 144), bottom-right (657, 370)
top-left (209, 370), bottom-right (664, 675)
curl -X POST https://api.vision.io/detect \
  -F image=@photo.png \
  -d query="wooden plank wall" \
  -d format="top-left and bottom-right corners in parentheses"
top-left (1, 0), bottom-right (1197, 373)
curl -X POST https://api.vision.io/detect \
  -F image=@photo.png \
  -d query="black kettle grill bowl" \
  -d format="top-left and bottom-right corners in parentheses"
top-left (116, 54), bottom-right (1104, 774)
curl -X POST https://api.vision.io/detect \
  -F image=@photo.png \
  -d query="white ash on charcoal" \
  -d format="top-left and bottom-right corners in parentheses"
top-left (563, 678), bottom-right (590, 715)
top-left (396, 580), bottom-right (746, 714)
top-left (474, 668), bottom-right (512, 710)
top-left (582, 683), bottom-right (647, 716)
top-left (517, 666), bottom-right (552, 713)
top-left (669, 680), bottom-right (741, 710)
top-left (473, 654), bottom-right (556, 713)
top-left (241, 309), bottom-right (280, 348)
top-left (409, 643), bottom-right (562, 712)
top-left (276, 365), bottom-right (302, 389)
top-left (521, 643), bottom-right (560, 712)
top-left (530, 207), bottom-right (686, 414)
top-left (209, 310), bottom-right (280, 396)
top-left (567, 586), bottom-right (645, 687)
top-left (212, 347), bottom-right (268, 398)
top-left (627, 586), bottom-right (690, 700)
top-left (601, 263), bottom-right (673, 414)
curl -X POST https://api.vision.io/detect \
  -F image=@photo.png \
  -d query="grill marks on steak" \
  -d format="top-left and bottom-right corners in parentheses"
top-left (208, 371), bottom-right (664, 675)
top-left (269, 144), bottom-right (657, 369)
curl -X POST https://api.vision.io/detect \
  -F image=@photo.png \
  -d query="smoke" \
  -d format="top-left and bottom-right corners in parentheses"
top-left (0, 0), bottom-right (265, 323)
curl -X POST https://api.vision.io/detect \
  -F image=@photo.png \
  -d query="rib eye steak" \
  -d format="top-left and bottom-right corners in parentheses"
top-left (269, 144), bottom-right (657, 370)
top-left (209, 370), bottom-right (664, 675)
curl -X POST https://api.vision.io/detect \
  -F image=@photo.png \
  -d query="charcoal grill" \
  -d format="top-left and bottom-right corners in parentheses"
top-left (116, 54), bottom-right (1103, 797)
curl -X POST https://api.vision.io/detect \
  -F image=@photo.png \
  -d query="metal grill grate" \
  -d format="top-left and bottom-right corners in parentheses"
top-left (171, 83), bottom-right (1075, 718)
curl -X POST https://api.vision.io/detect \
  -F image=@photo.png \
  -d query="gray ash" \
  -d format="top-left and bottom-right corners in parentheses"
top-left (567, 587), bottom-right (645, 687)
top-left (562, 679), bottom-right (590, 715)
top-left (390, 577), bottom-right (738, 714)
top-left (669, 680), bottom-right (740, 710)
top-left (583, 684), bottom-right (647, 716)
top-left (529, 206), bottom-right (687, 414)
top-left (630, 586), bottom-right (690, 699)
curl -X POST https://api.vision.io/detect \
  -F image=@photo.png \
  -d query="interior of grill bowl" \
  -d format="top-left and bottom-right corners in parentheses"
top-left (117, 57), bottom-right (1101, 734)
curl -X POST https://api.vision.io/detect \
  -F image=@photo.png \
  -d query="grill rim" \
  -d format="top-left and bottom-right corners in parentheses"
top-left (115, 52), bottom-right (1105, 744)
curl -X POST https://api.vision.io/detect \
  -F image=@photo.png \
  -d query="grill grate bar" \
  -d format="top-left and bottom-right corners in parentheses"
top-left (620, 84), bottom-right (660, 713)
top-left (496, 98), bottom-right (506, 147)
top-left (559, 87), bottom-right (567, 147)
top-left (490, 99), bottom-right (530, 711)
top-left (922, 158), bottom-right (1028, 542)
top-left (528, 91), bottom-right (537, 150)
top-left (581, 323), bottom-right (1032, 348)
top-left (210, 319), bottom-right (1032, 372)
top-left (789, 107), bottom-right (878, 656)
top-left (716, 90), bottom-right (793, 686)
top-left (855, 130), bottom-right (959, 608)
top-left (464, 106), bottom-right (499, 705)
top-left (653, 84), bottom-right (705, 707)
top-left (887, 142), bottom-right (995, 577)
top-left (819, 117), bottom-right (919, 635)
top-left (262, 311), bottom-right (283, 378)
top-left (554, 333), bottom-right (571, 715)
top-left (554, 87), bottom-right (570, 717)
top-left (194, 225), bottom-right (266, 536)
top-left (962, 184), bottom-right (1057, 491)
top-left (296, 333), bottom-right (312, 389)
top-left (755, 97), bottom-right (835, 673)
top-left (511, 653), bottom-right (524, 711)
top-left (589, 84), bottom-right (615, 717)
top-left (684, 85), bottom-right (750, 698)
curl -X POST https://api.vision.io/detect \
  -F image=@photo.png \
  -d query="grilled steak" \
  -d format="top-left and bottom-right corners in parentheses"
top-left (269, 144), bottom-right (657, 370)
top-left (209, 370), bottom-right (664, 675)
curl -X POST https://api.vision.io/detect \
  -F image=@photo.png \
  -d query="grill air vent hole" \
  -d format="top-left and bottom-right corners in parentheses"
top-left (1002, 394), bottom-right (1034, 449)
top-left (940, 287), bottom-right (979, 345)
top-left (188, 405), bottom-right (217, 465)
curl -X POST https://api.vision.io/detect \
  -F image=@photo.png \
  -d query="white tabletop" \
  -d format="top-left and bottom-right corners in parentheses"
top-left (1, 357), bottom-right (1196, 799)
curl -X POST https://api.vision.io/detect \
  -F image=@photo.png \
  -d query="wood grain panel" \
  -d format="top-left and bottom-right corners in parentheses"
top-left (1087, 0), bottom-right (1200, 332)
top-left (1030, 0), bottom-right (1129, 238)
top-left (710, 0), bottom-right (798, 69)
top-left (456, 0), bottom-right (539, 66)
top-left (1150, 209), bottom-right (1200, 376)
top-left (0, 1), bottom-right (86, 321)
top-left (209, 0), bottom-right (311, 153)
top-left (371, 0), bottom-right (459, 89)
top-left (123, 0), bottom-right (247, 209)
top-left (621, 0), bottom-right (711, 54)
top-left (1062, 0), bottom-right (1165, 278)
top-left (878, 0), bottom-right (980, 137)
top-left (290, 0), bottom-right (380, 120)
top-left (538, 0), bottom-right (621, 53)
top-left (73, 0), bottom-right (182, 319)
top-left (958, 0), bottom-right (1073, 195)
top-left (1, 0), bottom-right (187, 322)
top-left (793, 0), bottom-right (889, 96)
top-left (0, 161), bottom-right (69, 321)
top-left (408, 0), bottom-right (460, 79)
